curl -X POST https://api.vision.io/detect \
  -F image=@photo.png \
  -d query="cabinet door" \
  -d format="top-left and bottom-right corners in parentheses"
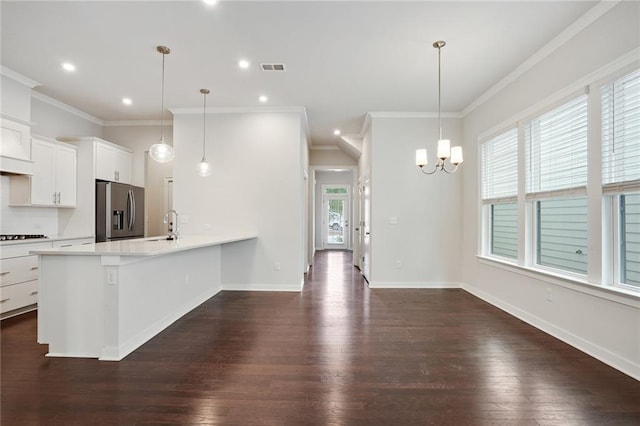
top-left (95, 142), bottom-right (114, 181)
top-left (0, 119), bottom-right (31, 160)
top-left (56, 145), bottom-right (77, 207)
top-left (113, 149), bottom-right (132, 184)
top-left (30, 139), bottom-right (56, 206)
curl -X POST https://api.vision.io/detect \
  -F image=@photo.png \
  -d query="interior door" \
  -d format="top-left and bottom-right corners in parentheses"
top-left (362, 180), bottom-right (370, 281)
top-left (323, 194), bottom-right (349, 250)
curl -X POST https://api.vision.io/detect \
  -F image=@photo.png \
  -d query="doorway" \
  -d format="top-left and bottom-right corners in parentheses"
top-left (323, 190), bottom-right (349, 250)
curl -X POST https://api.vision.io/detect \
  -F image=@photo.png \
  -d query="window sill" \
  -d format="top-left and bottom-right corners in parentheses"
top-left (476, 255), bottom-right (640, 308)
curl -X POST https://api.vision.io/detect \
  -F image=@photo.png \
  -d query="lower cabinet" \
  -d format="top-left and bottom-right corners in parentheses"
top-left (0, 238), bottom-right (93, 319)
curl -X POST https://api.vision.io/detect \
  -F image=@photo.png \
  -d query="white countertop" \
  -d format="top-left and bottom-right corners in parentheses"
top-left (31, 234), bottom-right (257, 257)
top-left (0, 235), bottom-right (94, 246)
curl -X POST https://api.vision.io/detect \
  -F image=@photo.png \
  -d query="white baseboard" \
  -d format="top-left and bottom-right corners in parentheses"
top-left (368, 281), bottom-right (463, 289)
top-left (222, 282), bottom-right (303, 292)
top-left (462, 283), bottom-right (640, 381)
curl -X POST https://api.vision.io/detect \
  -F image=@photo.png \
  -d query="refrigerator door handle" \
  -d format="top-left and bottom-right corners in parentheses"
top-left (131, 189), bottom-right (136, 229)
top-left (126, 190), bottom-right (134, 230)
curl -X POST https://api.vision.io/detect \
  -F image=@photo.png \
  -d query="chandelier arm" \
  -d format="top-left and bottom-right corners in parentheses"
top-left (419, 165), bottom-right (439, 175)
top-left (441, 163), bottom-right (459, 174)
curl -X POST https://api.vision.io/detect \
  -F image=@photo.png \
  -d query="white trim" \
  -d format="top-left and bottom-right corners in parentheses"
top-left (477, 48), bottom-right (640, 141)
top-left (310, 146), bottom-right (340, 151)
top-left (103, 120), bottom-right (170, 127)
top-left (462, 1), bottom-right (622, 117)
top-left (0, 66), bottom-right (40, 88)
top-left (368, 281), bottom-right (462, 289)
top-left (170, 106), bottom-right (306, 115)
top-left (368, 111), bottom-right (463, 119)
top-left (221, 282), bottom-right (303, 292)
top-left (0, 113), bottom-right (35, 127)
top-left (462, 282), bottom-right (640, 381)
top-left (477, 255), bottom-right (640, 306)
top-left (31, 91), bottom-right (104, 126)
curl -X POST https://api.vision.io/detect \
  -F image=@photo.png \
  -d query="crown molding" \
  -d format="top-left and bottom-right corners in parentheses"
top-left (31, 91), bottom-right (104, 126)
top-left (310, 145), bottom-right (340, 151)
top-left (1, 66), bottom-right (40, 88)
top-left (368, 111), bottom-right (463, 119)
top-left (103, 120), bottom-right (170, 127)
top-left (170, 106), bottom-right (307, 115)
top-left (462, 0), bottom-right (621, 117)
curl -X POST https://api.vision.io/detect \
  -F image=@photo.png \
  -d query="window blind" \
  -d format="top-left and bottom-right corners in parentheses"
top-left (481, 128), bottom-right (518, 201)
top-left (602, 69), bottom-right (640, 188)
top-left (525, 95), bottom-right (588, 195)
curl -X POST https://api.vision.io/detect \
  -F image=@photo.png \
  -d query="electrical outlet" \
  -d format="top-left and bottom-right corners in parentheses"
top-left (274, 262), bottom-right (281, 272)
top-left (203, 223), bottom-right (212, 232)
top-left (545, 287), bottom-right (552, 302)
top-left (395, 260), bottom-right (402, 269)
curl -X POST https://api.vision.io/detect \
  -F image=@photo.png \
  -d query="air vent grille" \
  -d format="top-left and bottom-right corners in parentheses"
top-left (261, 63), bottom-right (286, 71)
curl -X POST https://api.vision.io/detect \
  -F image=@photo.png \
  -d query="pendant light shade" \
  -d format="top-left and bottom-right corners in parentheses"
top-left (197, 89), bottom-right (211, 177)
top-left (149, 45), bottom-right (175, 163)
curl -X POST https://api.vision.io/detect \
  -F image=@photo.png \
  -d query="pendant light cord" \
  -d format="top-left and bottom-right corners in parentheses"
top-left (437, 44), bottom-right (442, 141)
top-left (160, 52), bottom-right (165, 143)
top-left (202, 90), bottom-right (207, 159)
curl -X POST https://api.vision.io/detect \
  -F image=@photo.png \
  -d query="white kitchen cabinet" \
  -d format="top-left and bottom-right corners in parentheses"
top-left (9, 136), bottom-right (77, 207)
top-left (95, 141), bottom-right (132, 183)
top-left (0, 241), bottom-right (51, 319)
top-left (0, 117), bottom-right (34, 175)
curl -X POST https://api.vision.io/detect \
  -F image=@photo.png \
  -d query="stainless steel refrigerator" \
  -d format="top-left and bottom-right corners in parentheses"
top-left (96, 181), bottom-right (144, 242)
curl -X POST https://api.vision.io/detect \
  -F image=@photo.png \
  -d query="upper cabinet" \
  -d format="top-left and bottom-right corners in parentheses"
top-left (0, 117), bottom-right (34, 175)
top-left (95, 140), bottom-right (132, 184)
top-left (9, 136), bottom-right (77, 207)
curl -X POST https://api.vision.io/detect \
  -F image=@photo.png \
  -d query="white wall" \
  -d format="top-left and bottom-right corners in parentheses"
top-left (314, 170), bottom-right (353, 250)
top-left (1, 75), bottom-right (32, 121)
top-left (310, 148), bottom-right (357, 166)
top-left (461, 2), bottom-right (640, 379)
top-left (31, 97), bottom-right (103, 140)
top-left (172, 110), bottom-right (306, 291)
top-left (369, 115), bottom-right (463, 287)
top-left (103, 125), bottom-right (174, 236)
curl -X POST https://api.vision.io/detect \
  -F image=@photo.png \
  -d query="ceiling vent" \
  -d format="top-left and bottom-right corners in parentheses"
top-left (260, 63), bottom-right (286, 71)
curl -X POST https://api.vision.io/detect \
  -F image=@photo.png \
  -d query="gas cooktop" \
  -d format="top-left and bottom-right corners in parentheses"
top-left (0, 234), bottom-right (49, 241)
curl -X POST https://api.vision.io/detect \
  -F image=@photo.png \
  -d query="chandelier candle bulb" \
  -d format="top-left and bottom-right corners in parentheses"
top-left (437, 139), bottom-right (450, 159)
top-left (450, 146), bottom-right (463, 165)
top-left (416, 149), bottom-right (428, 167)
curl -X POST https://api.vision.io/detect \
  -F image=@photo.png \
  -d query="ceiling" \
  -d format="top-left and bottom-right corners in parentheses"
top-left (1, 1), bottom-right (597, 147)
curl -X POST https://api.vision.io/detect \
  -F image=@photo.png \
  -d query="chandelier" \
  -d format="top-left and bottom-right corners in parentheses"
top-left (416, 41), bottom-right (463, 174)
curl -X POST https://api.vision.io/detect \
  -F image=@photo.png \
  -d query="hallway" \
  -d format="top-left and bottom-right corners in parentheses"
top-left (2, 250), bottom-right (639, 424)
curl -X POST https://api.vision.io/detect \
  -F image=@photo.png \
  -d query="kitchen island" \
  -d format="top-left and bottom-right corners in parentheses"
top-left (32, 234), bottom-right (257, 361)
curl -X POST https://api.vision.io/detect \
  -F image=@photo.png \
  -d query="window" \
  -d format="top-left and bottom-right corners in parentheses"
top-left (620, 193), bottom-right (640, 287)
top-left (525, 94), bottom-right (589, 275)
top-left (537, 197), bottom-right (588, 274)
top-left (602, 69), bottom-right (640, 288)
top-left (478, 66), bottom-right (640, 295)
top-left (481, 128), bottom-right (518, 260)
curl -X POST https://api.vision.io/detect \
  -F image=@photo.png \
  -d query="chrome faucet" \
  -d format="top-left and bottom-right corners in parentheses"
top-left (163, 209), bottom-right (179, 240)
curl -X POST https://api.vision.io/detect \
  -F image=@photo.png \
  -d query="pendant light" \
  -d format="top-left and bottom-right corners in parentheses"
top-left (149, 45), bottom-right (175, 163)
top-left (197, 89), bottom-right (212, 177)
top-left (415, 40), bottom-right (463, 175)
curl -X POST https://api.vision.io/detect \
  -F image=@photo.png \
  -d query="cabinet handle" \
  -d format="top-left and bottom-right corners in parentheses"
top-left (60, 244), bottom-right (72, 248)
top-left (30, 291), bottom-right (38, 296)
top-left (0, 298), bottom-right (9, 304)
top-left (0, 271), bottom-right (10, 276)
top-left (53, 192), bottom-right (57, 204)
top-left (57, 192), bottom-right (61, 204)
top-left (30, 266), bottom-right (39, 270)
top-left (115, 170), bottom-right (119, 181)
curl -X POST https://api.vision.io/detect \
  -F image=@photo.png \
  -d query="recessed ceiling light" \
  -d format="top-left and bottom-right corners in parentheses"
top-left (203, 0), bottom-right (217, 5)
top-left (333, 129), bottom-right (341, 136)
top-left (238, 59), bottom-right (250, 69)
top-left (62, 62), bottom-right (76, 72)
top-left (122, 98), bottom-right (132, 105)
top-left (258, 95), bottom-right (268, 103)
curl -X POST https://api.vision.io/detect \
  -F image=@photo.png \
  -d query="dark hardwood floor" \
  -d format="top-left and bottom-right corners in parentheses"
top-left (2, 250), bottom-right (639, 425)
